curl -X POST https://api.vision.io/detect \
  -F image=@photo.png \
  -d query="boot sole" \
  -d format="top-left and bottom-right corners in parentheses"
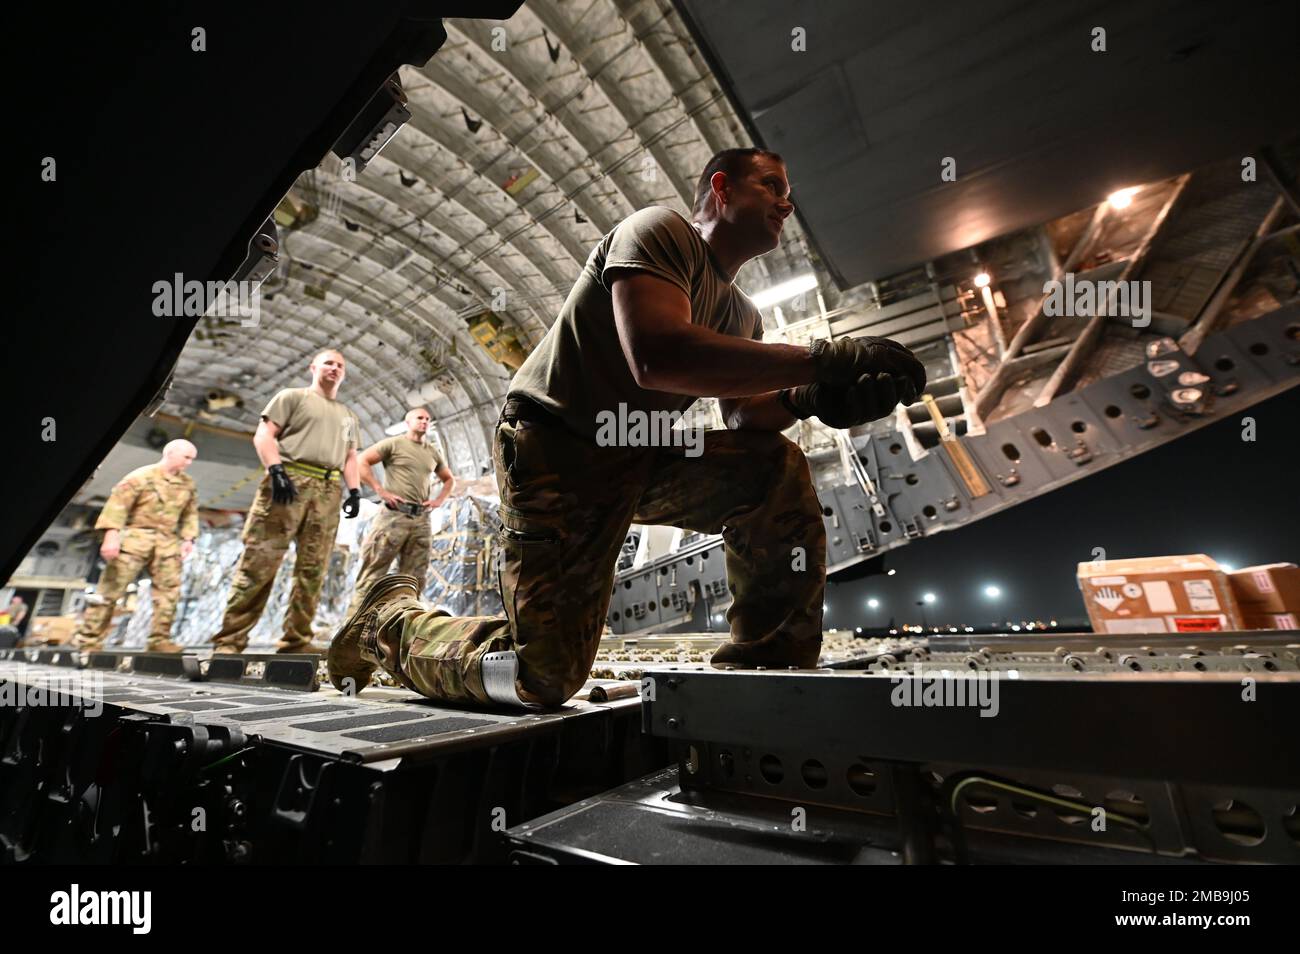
top-left (327, 574), bottom-right (421, 688)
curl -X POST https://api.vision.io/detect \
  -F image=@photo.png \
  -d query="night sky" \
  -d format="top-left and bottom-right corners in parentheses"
top-left (824, 385), bottom-right (1299, 632)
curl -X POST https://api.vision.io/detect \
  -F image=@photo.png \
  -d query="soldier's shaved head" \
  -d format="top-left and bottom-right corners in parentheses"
top-left (309, 349), bottom-right (347, 396)
top-left (405, 407), bottom-right (431, 436)
top-left (311, 349), bottom-right (346, 367)
top-left (160, 439), bottom-right (198, 475)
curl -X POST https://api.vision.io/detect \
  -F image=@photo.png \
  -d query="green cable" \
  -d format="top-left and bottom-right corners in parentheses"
top-left (950, 776), bottom-right (1152, 835)
top-left (201, 745), bottom-right (256, 772)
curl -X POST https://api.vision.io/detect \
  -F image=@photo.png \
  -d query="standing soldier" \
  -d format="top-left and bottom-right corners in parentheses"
top-left (75, 439), bottom-right (199, 652)
top-left (345, 407), bottom-right (454, 616)
top-left (211, 349), bottom-right (363, 654)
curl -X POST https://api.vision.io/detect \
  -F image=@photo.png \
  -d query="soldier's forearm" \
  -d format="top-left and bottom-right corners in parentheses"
top-left (358, 459), bottom-right (383, 495)
top-left (724, 392), bottom-right (799, 431)
top-left (252, 429), bottom-right (281, 468)
top-left (628, 325), bottom-right (818, 398)
top-left (343, 456), bottom-right (360, 490)
top-left (430, 478), bottom-right (453, 507)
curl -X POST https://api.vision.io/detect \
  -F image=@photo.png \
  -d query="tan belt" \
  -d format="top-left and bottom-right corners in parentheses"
top-left (282, 461), bottom-right (340, 481)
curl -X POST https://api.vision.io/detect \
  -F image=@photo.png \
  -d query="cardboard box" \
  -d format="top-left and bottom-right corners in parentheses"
top-left (1077, 554), bottom-right (1245, 634)
top-left (1229, 563), bottom-right (1300, 615)
top-left (28, 615), bottom-right (78, 645)
top-left (1242, 612), bottom-right (1299, 631)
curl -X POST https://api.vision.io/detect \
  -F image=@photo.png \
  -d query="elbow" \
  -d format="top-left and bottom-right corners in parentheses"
top-left (630, 360), bottom-right (663, 390)
top-left (627, 342), bottom-right (676, 391)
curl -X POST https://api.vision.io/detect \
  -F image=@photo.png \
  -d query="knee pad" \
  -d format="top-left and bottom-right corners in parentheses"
top-left (481, 651), bottom-right (543, 709)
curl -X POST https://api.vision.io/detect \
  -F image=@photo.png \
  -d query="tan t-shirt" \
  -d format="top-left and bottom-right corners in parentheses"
top-left (371, 435), bottom-right (443, 504)
top-left (262, 387), bottom-right (361, 470)
top-left (508, 206), bottom-right (765, 439)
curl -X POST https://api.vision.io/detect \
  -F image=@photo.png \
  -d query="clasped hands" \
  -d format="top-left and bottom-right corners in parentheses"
top-left (782, 337), bottom-right (927, 429)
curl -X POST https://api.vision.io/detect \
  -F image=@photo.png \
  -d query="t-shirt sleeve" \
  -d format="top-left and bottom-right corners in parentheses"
top-left (373, 436), bottom-right (394, 464)
top-left (261, 389), bottom-right (297, 429)
top-left (348, 411), bottom-right (362, 450)
top-left (95, 474), bottom-right (141, 531)
top-left (736, 292), bottom-right (766, 342)
top-left (601, 207), bottom-right (700, 297)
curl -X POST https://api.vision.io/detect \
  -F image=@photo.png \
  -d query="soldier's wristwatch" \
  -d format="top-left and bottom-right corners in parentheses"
top-left (779, 388), bottom-right (809, 420)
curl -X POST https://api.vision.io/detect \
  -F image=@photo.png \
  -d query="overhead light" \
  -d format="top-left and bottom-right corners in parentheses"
top-left (867, 598), bottom-right (880, 609)
top-left (1107, 187), bottom-right (1139, 209)
top-left (922, 592), bottom-right (936, 604)
top-left (983, 584), bottom-right (1002, 599)
top-left (973, 272), bottom-right (991, 288)
top-left (748, 272), bottom-right (817, 310)
top-left (887, 568), bottom-right (897, 576)
top-left (384, 420), bottom-right (407, 436)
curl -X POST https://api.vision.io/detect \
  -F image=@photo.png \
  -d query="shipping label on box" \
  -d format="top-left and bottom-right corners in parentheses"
top-left (1077, 554), bottom-right (1245, 635)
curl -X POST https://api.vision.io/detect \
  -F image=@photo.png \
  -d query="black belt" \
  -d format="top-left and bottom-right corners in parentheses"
top-left (500, 396), bottom-right (559, 426)
top-left (385, 501), bottom-right (425, 516)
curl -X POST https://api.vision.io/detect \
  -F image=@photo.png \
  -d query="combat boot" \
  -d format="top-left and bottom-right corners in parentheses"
top-left (327, 574), bottom-right (421, 693)
top-left (709, 631), bottom-right (822, 670)
top-left (275, 636), bottom-right (317, 654)
top-left (146, 638), bottom-right (185, 653)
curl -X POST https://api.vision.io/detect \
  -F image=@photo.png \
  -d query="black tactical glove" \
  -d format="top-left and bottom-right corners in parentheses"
top-left (342, 488), bottom-right (361, 519)
top-left (811, 337), bottom-right (927, 395)
top-left (781, 372), bottom-right (918, 429)
top-left (268, 464), bottom-right (298, 505)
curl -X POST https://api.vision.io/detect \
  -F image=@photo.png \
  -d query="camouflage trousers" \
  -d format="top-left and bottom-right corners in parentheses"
top-left (366, 408), bottom-right (826, 707)
top-left (346, 507), bottom-right (432, 617)
top-left (75, 528), bottom-right (183, 649)
top-left (213, 472), bottom-right (341, 652)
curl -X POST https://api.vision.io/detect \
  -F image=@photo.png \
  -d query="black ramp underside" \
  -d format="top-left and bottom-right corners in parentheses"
top-left (679, 0), bottom-right (1300, 285)
top-left (8, 1), bottom-right (525, 583)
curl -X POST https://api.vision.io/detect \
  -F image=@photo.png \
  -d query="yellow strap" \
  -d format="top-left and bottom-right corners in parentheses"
top-left (282, 461), bottom-right (339, 480)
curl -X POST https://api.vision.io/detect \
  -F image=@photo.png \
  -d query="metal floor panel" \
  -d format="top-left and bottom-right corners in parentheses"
top-left (1, 654), bottom-right (668, 864)
top-left (508, 768), bottom-right (905, 865)
top-left (0, 659), bottom-right (638, 765)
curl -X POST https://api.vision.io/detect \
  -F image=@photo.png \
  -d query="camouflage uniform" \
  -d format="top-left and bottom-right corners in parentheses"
top-left (212, 471), bottom-right (342, 652)
top-left (212, 386), bottom-right (359, 653)
top-left (347, 507), bottom-right (433, 616)
top-left (360, 406), bottom-right (826, 707)
top-left (75, 463), bottom-right (198, 650)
